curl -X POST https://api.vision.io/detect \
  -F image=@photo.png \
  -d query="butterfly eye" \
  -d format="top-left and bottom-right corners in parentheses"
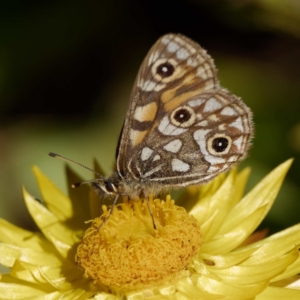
top-left (207, 134), bottom-right (232, 156)
top-left (156, 62), bottom-right (175, 78)
top-left (170, 106), bottom-right (196, 128)
top-left (102, 181), bottom-right (117, 194)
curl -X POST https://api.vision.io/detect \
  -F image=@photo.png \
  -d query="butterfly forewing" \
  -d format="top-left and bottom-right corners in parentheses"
top-left (116, 33), bottom-right (253, 190)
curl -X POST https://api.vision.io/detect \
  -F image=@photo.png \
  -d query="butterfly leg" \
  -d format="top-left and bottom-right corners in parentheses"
top-left (143, 192), bottom-right (157, 230)
top-left (97, 193), bottom-right (119, 230)
top-left (98, 196), bottom-right (104, 215)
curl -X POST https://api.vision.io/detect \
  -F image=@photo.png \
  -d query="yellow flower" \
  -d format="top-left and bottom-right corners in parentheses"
top-left (1, 159), bottom-right (300, 299)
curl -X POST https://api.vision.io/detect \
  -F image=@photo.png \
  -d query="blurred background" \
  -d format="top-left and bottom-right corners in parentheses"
top-left (0, 0), bottom-right (300, 234)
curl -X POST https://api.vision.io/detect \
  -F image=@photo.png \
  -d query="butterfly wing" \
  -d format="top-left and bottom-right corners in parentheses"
top-left (116, 33), bottom-right (252, 188)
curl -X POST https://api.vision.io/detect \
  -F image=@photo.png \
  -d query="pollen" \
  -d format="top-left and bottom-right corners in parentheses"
top-left (75, 195), bottom-right (202, 292)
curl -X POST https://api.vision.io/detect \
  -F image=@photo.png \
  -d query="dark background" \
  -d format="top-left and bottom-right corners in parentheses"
top-left (1, 0), bottom-right (300, 233)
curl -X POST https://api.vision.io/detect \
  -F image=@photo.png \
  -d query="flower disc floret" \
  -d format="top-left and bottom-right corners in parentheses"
top-left (75, 196), bottom-right (202, 292)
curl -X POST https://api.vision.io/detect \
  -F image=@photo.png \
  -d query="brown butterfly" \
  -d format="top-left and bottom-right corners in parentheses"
top-left (50, 33), bottom-right (253, 228)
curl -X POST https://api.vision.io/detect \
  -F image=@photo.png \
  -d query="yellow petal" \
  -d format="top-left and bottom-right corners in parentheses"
top-left (230, 167), bottom-right (251, 208)
top-left (65, 165), bottom-right (92, 224)
top-left (271, 275), bottom-right (300, 289)
top-left (256, 285), bottom-right (300, 299)
top-left (60, 278), bottom-right (99, 299)
top-left (0, 243), bottom-right (62, 268)
top-left (26, 289), bottom-right (96, 300)
top-left (242, 223), bottom-right (300, 265)
top-left (189, 169), bottom-right (235, 233)
top-left (176, 276), bottom-right (221, 299)
top-left (22, 187), bottom-right (78, 250)
top-left (0, 218), bottom-right (55, 253)
top-left (32, 166), bottom-right (73, 221)
top-left (195, 247), bottom-right (258, 270)
top-left (201, 205), bottom-right (267, 254)
top-left (218, 159), bottom-right (293, 235)
top-left (211, 247), bottom-right (298, 285)
top-left (197, 274), bottom-right (268, 298)
top-left (10, 260), bottom-right (51, 285)
top-left (197, 170), bottom-right (235, 241)
top-left (272, 255), bottom-right (300, 282)
top-left (176, 171), bottom-right (227, 215)
top-left (9, 259), bottom-right (84, 291)
top-left (241, 228), bottom-right (269, 246)
top-left (46, 232), bottom-right (73, 259)
top-left (0, 274), bottom-right (52, 299)
top-left (200, 172), bottom-right (227, 198)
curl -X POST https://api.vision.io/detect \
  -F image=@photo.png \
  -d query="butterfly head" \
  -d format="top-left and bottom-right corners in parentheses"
top-left (94, 179), bottom-right (118, 195)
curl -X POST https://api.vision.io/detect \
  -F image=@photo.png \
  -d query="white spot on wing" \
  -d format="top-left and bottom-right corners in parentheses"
top-left (129, 129), bottom-right (137, 142)
top-left (167, 41), bottom-right (179, 53)
top-left (158, 116), bottom-right (188, 136)
top-left (233, 136), bottom-right (243, 151)
top-left (195, 54), bottom-right (205, 64)
top-left (194, 129), bottom-right (211, 156)
top-left (207, 165), bottom-right (219, 173)
top-left (174, 37), bottom-right (196, 54)
top-left (186, 57), bottom-right (197, 67)
top-left (208, 114), bottom-right (219, 121)
top-left (177, 48), bottom-right (189, 60)
top-left (196, 67), bottom-right (207, 80)
top-left (203, 98), bottom-right (222, 112)
top-left (206, 156), bottom-right (226, 165)
top-left (171, 159), bottom-right (190, 172)
top-left (229, 117), bottom-right (244, 132)
top-left (142, 80), bottom-right (165, 92)
top-left (196, 120), bottom-right (208, 127)
top-left (174, 36), bottom-right (186, 46)
top-left (162, 37), bottom-right (171, 44)
top-left (142, 80), bottom-right (155, 91)
top-left (153, 154), bottom-right (160, 162)
top-left (188, 98), bottom-right (205, 107)
top-left (137, 77), bottom-right (144, 89)
top-left (221, 106), bottom-right (236, 116)
top-left (220, 163), bottom-right (229, 172)
top-left (141, 147), bottom-right (154, 161)
top-left (228, 155), bottom-right (238, 162)
top-left (163, 139), bottom-right (182, 153)
top-left (148, 51), bottom-right (159, 66)
top-left (218, 124), bottom-right (227, 130)
top-left (196, 114), bottom-right (203, 121)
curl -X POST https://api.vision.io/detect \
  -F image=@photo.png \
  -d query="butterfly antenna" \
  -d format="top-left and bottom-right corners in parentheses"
top-left (48, 152), bottom-right (103, 180)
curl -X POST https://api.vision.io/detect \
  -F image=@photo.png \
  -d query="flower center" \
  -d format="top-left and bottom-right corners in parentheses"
top-left (75, 196), bottom-right (202, 292)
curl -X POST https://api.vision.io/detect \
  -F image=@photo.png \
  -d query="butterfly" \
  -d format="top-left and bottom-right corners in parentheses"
top-left (50, 33), bottom-right (253, 227)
